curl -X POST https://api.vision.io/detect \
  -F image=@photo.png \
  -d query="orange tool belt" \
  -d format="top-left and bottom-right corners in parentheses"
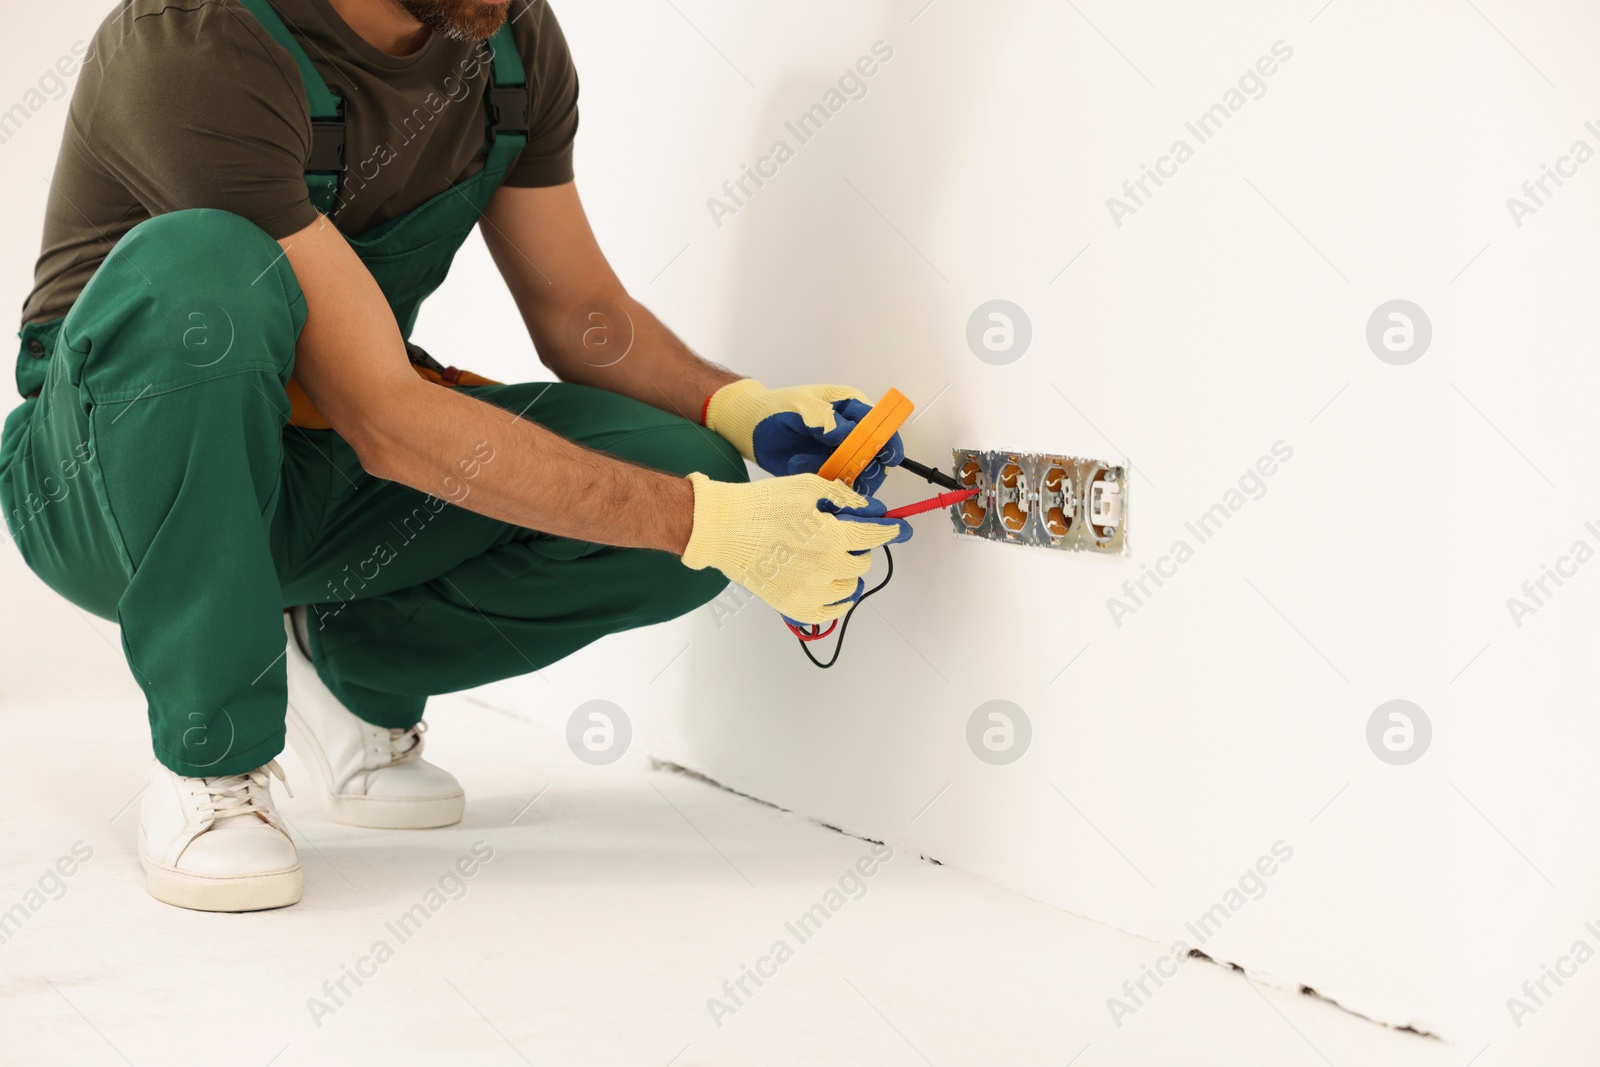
top-left (284, 343), bottom-right (499, 430)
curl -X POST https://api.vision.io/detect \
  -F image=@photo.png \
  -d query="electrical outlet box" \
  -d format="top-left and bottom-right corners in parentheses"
top-left (950, 449), bottom-right (1128, 555)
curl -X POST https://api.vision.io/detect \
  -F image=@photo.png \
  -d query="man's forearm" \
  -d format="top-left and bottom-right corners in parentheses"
top-left (359, 379), bottom-right (695, 554)
top-left (279, 213), bottom-right (697, 553)
top-left (479, 184), bottom-right (742, 420)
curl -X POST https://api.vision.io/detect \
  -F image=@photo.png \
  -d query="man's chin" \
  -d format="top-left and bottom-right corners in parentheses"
top-left (400, 0), bottom-right (510, 43)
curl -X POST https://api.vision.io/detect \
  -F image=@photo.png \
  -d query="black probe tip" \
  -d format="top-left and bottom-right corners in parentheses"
top-left (900, 456), bottom-right (963, 491)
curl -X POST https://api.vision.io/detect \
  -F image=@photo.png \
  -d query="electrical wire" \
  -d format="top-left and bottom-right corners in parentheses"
top-left (795, 546), bottom-right (895, 669)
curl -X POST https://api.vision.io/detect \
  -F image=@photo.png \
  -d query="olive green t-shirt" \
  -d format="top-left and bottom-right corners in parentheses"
top-left (22, 0), bottom-right (579, 325)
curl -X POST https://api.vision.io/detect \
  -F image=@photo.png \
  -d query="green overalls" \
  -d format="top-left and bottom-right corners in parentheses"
top-left (0, 0), bottom-right (744, 778)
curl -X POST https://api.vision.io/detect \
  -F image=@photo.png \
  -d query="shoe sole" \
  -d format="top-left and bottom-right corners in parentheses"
top-left (139, 847), bottom-right (302, 912)
top-left (327, 792), bottom-right (465, 830)
top-left (285, 705), bottom-right (465, 830)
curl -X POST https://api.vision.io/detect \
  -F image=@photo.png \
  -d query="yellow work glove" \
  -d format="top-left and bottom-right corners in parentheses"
top-left (704, 379), bottom-right (868, 462)
top-left (680, 472), bottom-right (906, 625)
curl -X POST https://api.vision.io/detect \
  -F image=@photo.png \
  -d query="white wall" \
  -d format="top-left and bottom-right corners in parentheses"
top-left (8, 0), bottom-right (1600, 1052)
top-left (455, 0), bottom-right (1600, 1046)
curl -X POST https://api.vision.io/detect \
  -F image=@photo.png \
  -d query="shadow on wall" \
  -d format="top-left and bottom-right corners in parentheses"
top-left (674, 6), bottom-right (1014, 796)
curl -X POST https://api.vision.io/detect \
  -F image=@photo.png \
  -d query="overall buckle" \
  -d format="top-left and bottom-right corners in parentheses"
top-left (488, 87), bottom-right (529, 137)
top-left (308, 119), bottom-right (346, 172)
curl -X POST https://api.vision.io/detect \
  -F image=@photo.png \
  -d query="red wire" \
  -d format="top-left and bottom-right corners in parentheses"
top-left (787, 619), bottom-right (839, 642)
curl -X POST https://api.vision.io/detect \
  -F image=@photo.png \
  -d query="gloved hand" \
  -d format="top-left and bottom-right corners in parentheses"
top-left (780, 492), bottom-right (913, 630)
top-left (704, 379), bottom-right (904, 496)
top-left (681, 472), bottom-right (913, 625)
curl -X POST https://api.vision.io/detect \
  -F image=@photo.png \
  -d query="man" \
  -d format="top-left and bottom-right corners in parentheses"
top-left (0, 0), bottom-right (908, 912)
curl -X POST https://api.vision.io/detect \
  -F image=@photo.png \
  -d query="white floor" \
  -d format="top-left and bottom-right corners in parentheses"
top-left (0, 691), bottom-right (1459, 1067)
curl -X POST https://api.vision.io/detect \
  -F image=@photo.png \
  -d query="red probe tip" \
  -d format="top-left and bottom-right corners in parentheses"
top-left (883, 487), bottom-right (979, 520)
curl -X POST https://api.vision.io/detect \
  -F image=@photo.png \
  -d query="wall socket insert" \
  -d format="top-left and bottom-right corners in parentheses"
top-left (949, 449), bottom-right (1129, 555)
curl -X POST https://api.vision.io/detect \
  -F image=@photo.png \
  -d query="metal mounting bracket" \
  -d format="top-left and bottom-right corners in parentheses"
top-left (950, 449), bottom-right (1129, 555)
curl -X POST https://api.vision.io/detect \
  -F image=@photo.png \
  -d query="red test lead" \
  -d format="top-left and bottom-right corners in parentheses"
top-left (884, 487), bottom-right (980, 520)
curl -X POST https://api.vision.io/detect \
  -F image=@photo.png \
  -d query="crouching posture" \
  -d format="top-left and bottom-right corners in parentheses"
top-left (0, 0), bottom-right (907, 911)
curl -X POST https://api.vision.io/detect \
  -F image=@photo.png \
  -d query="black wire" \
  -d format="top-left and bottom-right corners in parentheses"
top-left (797, 546), bottom-right (895, 669)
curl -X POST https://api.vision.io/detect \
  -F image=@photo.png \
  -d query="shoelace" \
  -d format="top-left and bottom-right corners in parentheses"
top-left (197, 759), bottom-right (292, 822)
top-left (385, 722), bottom-right (427, 765)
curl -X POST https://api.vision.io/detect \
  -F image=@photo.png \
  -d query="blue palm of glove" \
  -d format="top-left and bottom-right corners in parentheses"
top-left (750, 399), bottom-right (905, 497)
top-left (781, 496), bottom-right (913, 630)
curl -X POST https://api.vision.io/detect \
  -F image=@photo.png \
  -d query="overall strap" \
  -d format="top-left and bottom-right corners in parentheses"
top-left (234, 0), bottom-right (345, 215)
top-left (482, 23), bottom-right (530, 175)
top-left (234, 2), bottom-right (527, 213)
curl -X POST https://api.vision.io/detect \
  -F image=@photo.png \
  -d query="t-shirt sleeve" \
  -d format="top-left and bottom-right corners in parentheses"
top-left (83, 3), bottom-right (319, 239)
top-left (503, 1), bottom-right (580, 188)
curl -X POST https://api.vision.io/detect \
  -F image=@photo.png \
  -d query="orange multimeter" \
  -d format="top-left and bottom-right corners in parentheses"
top-left (790, 387), bottom-right (976, 663)
top-left (817, 388), bottom-right (915, 486)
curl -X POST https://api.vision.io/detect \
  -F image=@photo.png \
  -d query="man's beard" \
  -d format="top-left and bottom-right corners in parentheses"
top-left (396, 0), bottom-right (508, 43)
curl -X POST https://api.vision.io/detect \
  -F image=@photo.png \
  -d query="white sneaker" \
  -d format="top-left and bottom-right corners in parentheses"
top-left (139, 760), bottom-right (303, 912)
top-left (283, 611), bottom-right (465, 829)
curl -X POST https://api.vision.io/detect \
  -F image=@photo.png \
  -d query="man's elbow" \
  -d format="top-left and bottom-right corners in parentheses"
top-left (349, 434), bottom-right (402, 483)
top-left (321, 383), bottom-right (415, 484)
top-left (528, 287), bottom-right (634, 378)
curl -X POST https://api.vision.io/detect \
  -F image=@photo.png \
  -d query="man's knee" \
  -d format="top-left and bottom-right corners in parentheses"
top-left (637, 553), bottom-right (733, 625)
top-left (113, 209), bottom-right (299, 298)
top-left (62, 209), bottom-right (307, 394)
top-left (660, 422), bottom-right (749, 485)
